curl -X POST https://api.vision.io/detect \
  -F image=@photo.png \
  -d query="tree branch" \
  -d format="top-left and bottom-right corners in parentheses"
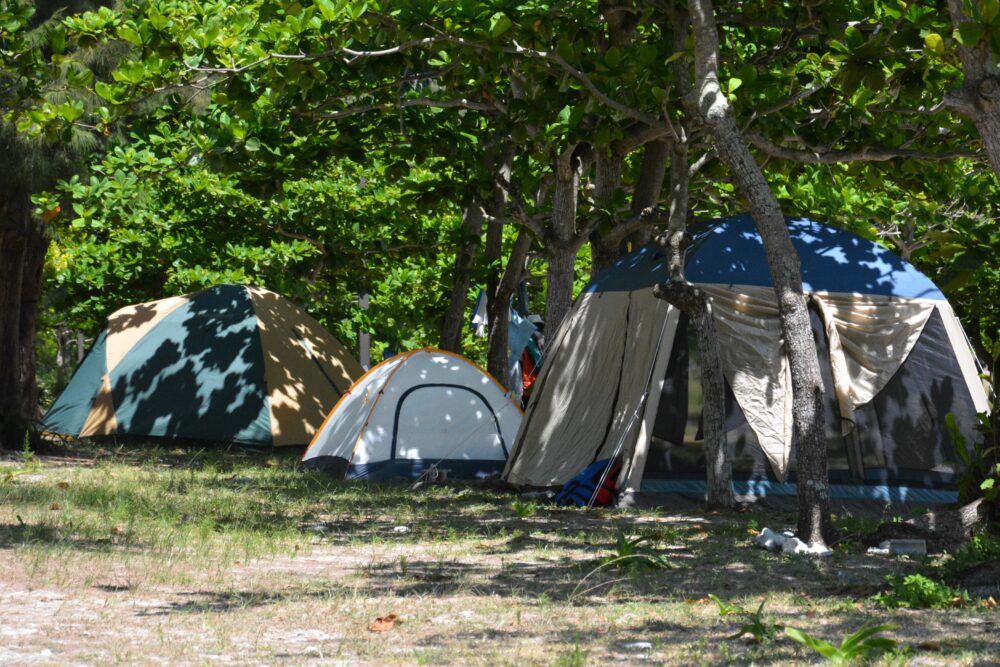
top-left (313, 96), bottom-right (500, 120)
top-left (747, 131), bottom-right (981, 163)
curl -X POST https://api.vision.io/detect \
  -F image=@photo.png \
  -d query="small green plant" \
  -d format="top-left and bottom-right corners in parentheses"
top-left (707, 593), bottom-right (742, 619)
top-left (555, 644), bottom-right (588, 667)
top-left (947, 411), bottom-right (998, 505)
top-left (785, 621), bottom-right (898, 664)
top-left (725, 597), bottom-right (784, 644)
top-left (598, 531), bottom-right (672, 571)
top-left (872, 573), bottom-right (968, 609)
top-left (511, 499), bottom-right (539, 518)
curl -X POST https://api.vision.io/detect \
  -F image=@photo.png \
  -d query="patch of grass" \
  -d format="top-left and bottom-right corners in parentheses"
top-left (511, 498), bottom-right (540, 518)
top-left (872, 573), bottom-right (969, 609)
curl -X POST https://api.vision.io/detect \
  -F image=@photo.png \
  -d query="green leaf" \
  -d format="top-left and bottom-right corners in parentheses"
top-left (981, 478), bottom-right (996, 491)
top-left (244, 137), bottom-right (261, 152)
top-left (728, 77), bottom-right (742, 92)
top-left (314, 0), bottom-right (340, 22)
top-left (844, 25), bottom-right (864, 49)
top-left (956, 21), bottom-right (985, 45)
top-left (924, 32), bottom-right (945, 54)
top-left (489, 12), bottom-right (512, 39)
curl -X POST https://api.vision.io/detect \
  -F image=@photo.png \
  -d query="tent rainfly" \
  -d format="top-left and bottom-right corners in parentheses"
top-left (504, 214), bottom-right (991, 504)
top-left (42, 284), bottom-right (363, 447)
top-left (300, 348), bottom-right (522, 480)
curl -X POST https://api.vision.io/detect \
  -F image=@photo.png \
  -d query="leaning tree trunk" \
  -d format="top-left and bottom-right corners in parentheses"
top-left (689, 0), bottom-right (832, 545)
top-left (625, 139), bottom-right (671, 250)
top-left (652, 111), bottom-right (733, 509)
top-left (483, 143), bottom-right (519, 386)
top-left (486, 230), bottom-right (533, 390)
top-left (439, 201), bottom-right (486, 353)
top-left (945, 0), bottom-right (1000, 182)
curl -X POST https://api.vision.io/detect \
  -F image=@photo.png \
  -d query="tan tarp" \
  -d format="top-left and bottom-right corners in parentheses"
top-left (248, 287), bottom-right (363, 447)
top-left (699, 285), bottom-right (792, 479)
top-left (105, 295), bottom-right (189, 373)
top-left (936, 300), bottom-right (991, 414)
top-left (810, 292), bottom-right (938, 431)
top-left (700, 284), bottom-right (940, 480)
top-left (507, 280), bottom-right (987, 488)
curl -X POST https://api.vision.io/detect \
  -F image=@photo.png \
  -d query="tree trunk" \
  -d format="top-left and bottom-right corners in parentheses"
top-left (487, 230), bottom-right (533, 389)
top-left (0, 206), bottom-right (29, 451)
top-left (945, 0), bottom-right (1000, 182)
top-left (652, 119), bottom-right (732, 509)
top-left (439, 201), bottom-right (486, 352)
top-left (484, 142), bottom-right (518, 385)
top-left (625, 139), bottom-right (671, 251)
top-left (544, 143), bottom-right (589, 337)
top-left (689, 0), bottom-right (832, 545)
top-left (589, 147), bottom-right (624, 276)
top-left (19, 218), bottom-right (49, 432)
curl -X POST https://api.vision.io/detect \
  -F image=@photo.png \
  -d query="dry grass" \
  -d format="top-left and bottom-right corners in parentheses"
top-left (0, 442), bottom-right (998, 665)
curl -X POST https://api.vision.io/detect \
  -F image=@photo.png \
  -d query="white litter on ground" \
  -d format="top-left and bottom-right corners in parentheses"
top-left (751, 527), bottom-right (832, 557)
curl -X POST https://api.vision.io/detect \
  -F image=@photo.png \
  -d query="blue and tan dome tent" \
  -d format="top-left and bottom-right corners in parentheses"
top-left (301, 348), bottom-right (522, 480)
top-left (42, 285), bottom-right (363, 447)
top-left (504, 214), bottom-right (991, 503)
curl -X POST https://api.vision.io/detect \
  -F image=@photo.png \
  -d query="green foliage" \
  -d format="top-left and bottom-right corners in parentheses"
top-left (785, 621), bottom-right (898, 665)
top-left (872, 574), bottom-right (969, 609)
top-left (597, 531), bottom-right (672, 572)
top-left (719, 597), bottom-right (784, 644)
top-left (510, 499), bottom-right (539, 518)
top-left (946, 410), bottom-right (999, 506)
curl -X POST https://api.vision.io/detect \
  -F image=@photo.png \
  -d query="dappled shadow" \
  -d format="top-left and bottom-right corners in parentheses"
top-left (47, 284), bottom-right (360, 449)
top-left (136, 587), bottom-right (337, 616)
top-left (0, 521), bottom-right (146, 553)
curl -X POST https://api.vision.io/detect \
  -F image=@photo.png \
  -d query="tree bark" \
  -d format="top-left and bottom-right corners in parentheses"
top-left (652, 115), bottom-right (732, 509)
top-left (0, 201), bottom-right (30, 451)
top-left (689, 0), bottom-right (832, 544)
top-left (19, 218), bottom-right (49, 432)
top-left (625, 138), bottom-right (671, 250)
top-left (945, 0), bottom-right (1000, 182)
top-left (589, 146), bottom-right (624, 276)
top-left (486, 230), bottom-right (533, 390)
top-left (484, 142), bottom-right (518, 385)
top-left (544, 143), bottom-right (590, 337)
top-left (439, 201), bottom-right (486, 352)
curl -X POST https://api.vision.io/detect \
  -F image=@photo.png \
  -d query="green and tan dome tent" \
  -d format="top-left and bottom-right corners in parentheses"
top-left (42, 285), bottom-right (363, 447)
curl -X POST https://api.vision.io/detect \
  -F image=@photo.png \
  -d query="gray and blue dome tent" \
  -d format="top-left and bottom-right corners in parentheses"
top-left (504, 214), bottom-right (991, 503)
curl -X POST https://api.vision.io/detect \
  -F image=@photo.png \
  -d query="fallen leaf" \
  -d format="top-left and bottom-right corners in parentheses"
top-left (56, 481), bottom-right (69, 489)
top-left (983, 596), bottom-right (997, 609)
top-left (368, 613), bottom-right (398, 632)
top-left (49, 502), bottom-right (61, 511)
top-left (951, 596), bottom-right (965, 607)
top-left (918, 641), bottom-right (941, 651)
top-left (805, 609), bottom-right (816, 618)
top-left (113, 524), bottom-right (126, 535)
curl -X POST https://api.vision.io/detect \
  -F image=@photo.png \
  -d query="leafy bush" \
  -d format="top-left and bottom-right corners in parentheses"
top-left (872, 574), bottom-right (968, 609)
top-left (785, 621), bottom-right (898, 665)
